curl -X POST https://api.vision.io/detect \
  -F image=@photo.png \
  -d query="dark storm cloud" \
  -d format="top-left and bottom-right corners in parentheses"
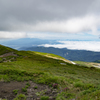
top-left (0, 0), bottom-right (100, 36)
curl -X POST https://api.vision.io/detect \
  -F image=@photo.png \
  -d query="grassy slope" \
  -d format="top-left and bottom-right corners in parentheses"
top-left (35, 51), bottom-right (72, 64)
top-left (0, 44), bottom-right (16, 55)
top-left (74, 61), bottom-right (100, 68)
top-left (0, 45), bottom-right (100, 99)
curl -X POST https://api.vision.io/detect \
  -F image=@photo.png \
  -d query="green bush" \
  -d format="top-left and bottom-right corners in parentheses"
top-left (56, 92), bottom-right (67, 100)
top-left (74, 82), bottom-right (84, 90)
top-left (14, 94), bottom-right (26, 100)
top-left (34, 86), bottom-right (38, 89)
top-left (13, 89), bottom-right (19, 95)
top-left (82, 89), bottom-right (92, 95)
top-left (3, 75), bottom-right (10, 82)
top-left (40, 96), bottom-right (49, 100)
top-left (84, 83), bottom-right (95, 89)
top-left (22, 87), bottom-right (27, 92)
top-left (26, 82), bottom-right (30, 86)
top-left (36, 73), bottom-right (58, 84)
top-left (56, 92), bottom-right (74, 100)
top-left (17, 77), bottom-right (22, 82)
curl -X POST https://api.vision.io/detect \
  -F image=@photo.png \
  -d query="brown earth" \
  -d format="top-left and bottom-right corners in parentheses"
top-left (0, 81), bottom-right (58, 100)
top-left (0, 52), bottom-right (18, 57)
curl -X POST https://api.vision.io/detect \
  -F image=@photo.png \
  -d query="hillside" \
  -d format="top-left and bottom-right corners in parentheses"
top-left (74, 61), bottom-right (100, 68)
top-left (0, 45), bottom-right (100, 100)
top-left (19, 46), bottom-right (100, 62)
top-left (0, 44), bottom-right (17, 55)
top-left (34, 51), bottom-right (74, 64)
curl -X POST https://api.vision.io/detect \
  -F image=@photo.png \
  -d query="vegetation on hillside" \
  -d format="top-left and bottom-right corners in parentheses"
top-left (0, 44), bottom-right (16, 55)
top-left (35, 51), bottom-right (72, 64)
top-left (0, 45), bottom-right (100, 99)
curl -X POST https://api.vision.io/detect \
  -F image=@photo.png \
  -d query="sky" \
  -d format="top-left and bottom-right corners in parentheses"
top-left (0, 0), bottom-right (100, 39)
top-left (0, 0), bottom-right (100, 52)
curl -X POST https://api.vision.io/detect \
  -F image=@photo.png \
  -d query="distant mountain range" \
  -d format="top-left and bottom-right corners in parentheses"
top-left (0, 38), bottom-right (59, 49)
top-left (1, 38), bottom-right (100, 62)
top-left (19, 46), bottom-right (100, 62)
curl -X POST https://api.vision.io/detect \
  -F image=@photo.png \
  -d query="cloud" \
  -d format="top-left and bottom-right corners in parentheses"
top-left (0, 0), bottom-right (100, 38)
top-left (0, 31), bottom-right (27, 39)
top-left (0, 14), bottom-right (100, 39)
top-left (2, 14), bottom-right (99, 35)
top-left (31, 15), bottom-right (100, 34)
top-left (40, 41), bottom-right (100, 52)
top-left (0, 1), bottom-right (99, 31)
top-left (27, 32), bottom-right (69, 39)
top-left (27, 32), bottom-right (98, 40)
top-left (4, 15), bottom-right (100, 35)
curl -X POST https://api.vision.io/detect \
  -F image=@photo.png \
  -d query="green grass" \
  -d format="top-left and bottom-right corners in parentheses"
top-left (40, 96), bottom-right (49, 100)
top-left (35, 51), bottom-right (65, 59)
top-left (14, 94), bottom-right (26, 100)
top-left (34, 86), bottom-right (38, 89)
top-left (0, 44), bottom-right (16, 55)
top-left (35, 51), bottom-right (71, 63)
top-left (0, 45), bottom-right (100, 99)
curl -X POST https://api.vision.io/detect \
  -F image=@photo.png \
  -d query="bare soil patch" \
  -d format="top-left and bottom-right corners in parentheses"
top-left (0, 52), bottom-right (18, 57)
top-left (0, 81), bottom-right (58, 100)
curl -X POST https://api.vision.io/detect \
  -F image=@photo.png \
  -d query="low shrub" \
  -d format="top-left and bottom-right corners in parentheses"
top-left (26, 82), bottom-right (30, 86)
top-left (14, 94), bottom-right (26, 100)
top-left (56, 92), bottom-right (75, 100)
top-left (36, 73), bottom-right (58, 84)
top-left (13, 89), bottom-right (19, 95)
top-left (40, 96), bottom-right (49, 100)
top-left (22, 87), bottom-right (27, 92)
top-left (74, 82), bottom-right (84, 90)
top-left (34, 86), bottom-right (38, 89)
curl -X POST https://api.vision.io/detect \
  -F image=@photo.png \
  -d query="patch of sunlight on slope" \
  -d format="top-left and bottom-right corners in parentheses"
top-left (74, 61), bottom-right (100, 68)
top-left (34, 51), bottom-right (76, 64)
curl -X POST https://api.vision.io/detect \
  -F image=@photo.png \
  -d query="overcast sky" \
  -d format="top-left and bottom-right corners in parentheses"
top-left (0, 0), bottom-right (100, 39)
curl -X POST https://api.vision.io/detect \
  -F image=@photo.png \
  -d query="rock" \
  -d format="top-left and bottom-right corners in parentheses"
top-left (60, 63), bottom-right (66, 65)
top-left (27, 97), bottom-right (34, 100)
top-left (52, 89), bottom-right (57, 94)
top-left (45, 90), bottom-right (51, 95)
top-left (36, 98), bottom-right (40, 100)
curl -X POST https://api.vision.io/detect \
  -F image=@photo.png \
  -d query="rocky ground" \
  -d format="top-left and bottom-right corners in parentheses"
top-left (0, 81), bottom-right (58, 100)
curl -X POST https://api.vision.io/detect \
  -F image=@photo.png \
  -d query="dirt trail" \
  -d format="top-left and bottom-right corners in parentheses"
top-left (93, 64), bottom-right (100, 68)
top-left (0, 52), bottom-right (17, 57)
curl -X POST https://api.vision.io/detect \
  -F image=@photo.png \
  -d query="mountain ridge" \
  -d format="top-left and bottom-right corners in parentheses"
top-left (19, 46), bottom-right (100, 62)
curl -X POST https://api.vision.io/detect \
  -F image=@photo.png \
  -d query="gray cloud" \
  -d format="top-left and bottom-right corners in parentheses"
top-left (0, 0), bottom-right (100, 35)
top-left (28, 15), bottom-right (100, 34)
top-left (0, 31), bottom-right (27, 39)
